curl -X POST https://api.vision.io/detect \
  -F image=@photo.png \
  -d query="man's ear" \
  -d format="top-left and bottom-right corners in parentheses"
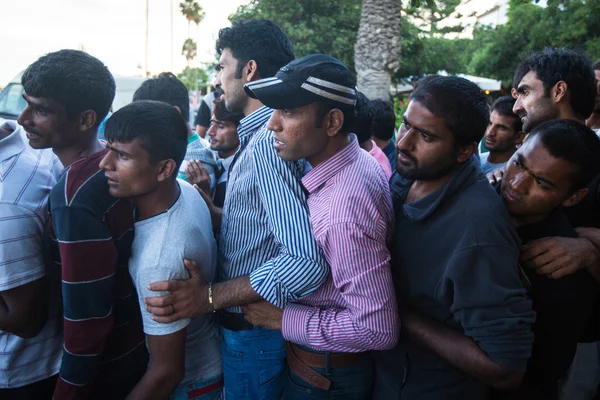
top-left (515, 131), bottom-right (526, 148)
top-left (157, 159), bottom-right (178, 182)
top-left (245, 60), bottom-right (260, 82)
top-left (457, 142), bottom-right (477, 163)
top-left (552, 81), bottom-right (568, 104)
top-left (79, 110), bottom-right (98, 131)
top-left (562, 187), bottom-right (588, 208)
top-left (325, 109), bottom-right (344, 137)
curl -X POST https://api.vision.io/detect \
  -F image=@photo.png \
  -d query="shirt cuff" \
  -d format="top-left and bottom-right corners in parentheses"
top-left (282, 304), bottom-right (314, 346)
top-left (249, 262), bottom-right (287, 308)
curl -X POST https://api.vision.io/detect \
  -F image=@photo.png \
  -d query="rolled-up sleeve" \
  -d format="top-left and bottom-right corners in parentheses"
top-left (249, 138), bottom-right (328, 308)
top-left (444, 245), bottom-right (535, 372)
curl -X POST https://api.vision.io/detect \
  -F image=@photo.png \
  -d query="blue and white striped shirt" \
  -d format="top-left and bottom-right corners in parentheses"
top-left (219, 106), bottom-right (328, 311)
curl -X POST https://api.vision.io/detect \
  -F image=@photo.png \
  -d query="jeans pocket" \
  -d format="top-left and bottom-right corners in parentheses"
top-left (257, 347), bottom-right (286, 386)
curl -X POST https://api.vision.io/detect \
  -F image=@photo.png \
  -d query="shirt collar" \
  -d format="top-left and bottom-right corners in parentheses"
top-left (237, 106), bottom-right (273, 139)
top-left (188, 132), bottom-right (200, 144)
top-left (301, 134), bottom-right (360, 195)
top-left (0, 121), bottom-right (26, 162)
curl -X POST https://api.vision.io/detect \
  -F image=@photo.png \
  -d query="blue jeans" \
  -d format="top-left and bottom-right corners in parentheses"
top-left (283, 346), bottom-right (374, 400)
top-left (220, 326), bottom-right (285, 400)
top-left (170, 372), bottom-right (223, 400)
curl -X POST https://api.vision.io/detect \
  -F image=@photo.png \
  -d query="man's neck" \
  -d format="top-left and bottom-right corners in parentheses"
top-left (54, 134), bottom-right (105, 167)
top-left (510, 212), bottom-right (550, 228)
top-left (306, 135), bottom-right (352, 170)
top-left (243, 98), bottom-right (264, 117)
top-left (219, 147), bottom-right (238, 159)
top-left (359, 140), bottom-right (373, 152)
top-left (133, 180), bottom-right (181, 221)
top-left (557, 107), bottom-right (585, 125)
top-left (372, 137), bottom-right (391, 150)
top-left (405, 173), bottom-right (454, 204)
top-left (487, 149), bottom-right (514, 164)
top-left (587, 112), bottom-right (600, 130)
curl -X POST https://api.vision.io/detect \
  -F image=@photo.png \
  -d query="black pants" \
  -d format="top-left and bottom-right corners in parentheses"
top-left (0, 374), bottom-right (58, 400)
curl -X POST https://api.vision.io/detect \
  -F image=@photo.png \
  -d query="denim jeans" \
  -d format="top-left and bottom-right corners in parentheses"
top-left (170, 372), bottom-right (223, 400)
top-left (220, 326), bottom-right (285, 400)
top-left (283, 346), bottom-right (374, 400)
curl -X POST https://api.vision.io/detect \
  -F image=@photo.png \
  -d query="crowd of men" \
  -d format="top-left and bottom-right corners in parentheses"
top-left (2, 18), bottom-right (600, 400)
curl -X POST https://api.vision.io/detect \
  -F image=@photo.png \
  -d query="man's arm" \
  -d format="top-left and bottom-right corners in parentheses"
top-left (435, 244), bottom-right (535, 389)
top-left (194, 101), bottom-right (211, 139)
top-left (0, 205), bottom-right (47, 338)
top-left (52, 206), bottom-right (118, 399)
top-left (520, 236), bottom-right (600, 280)
top-left (575, 227), bottom-right (600, 283)
top-left (281, 223), bottom-right (399, 352)
top-left (401, 311), bottom-right (524, 389)
top-left (126, 330), bottom-right (186, 400)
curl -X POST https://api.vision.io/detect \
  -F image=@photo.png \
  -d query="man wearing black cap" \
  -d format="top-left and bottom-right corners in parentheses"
top-left (241, 54), bottom-right (399, 399)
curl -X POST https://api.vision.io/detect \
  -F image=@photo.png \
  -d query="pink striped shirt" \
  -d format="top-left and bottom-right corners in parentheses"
top-left (281, 135), bottom-right (399, 353)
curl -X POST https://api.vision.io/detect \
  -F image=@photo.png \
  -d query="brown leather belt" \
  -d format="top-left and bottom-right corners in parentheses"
top-left (218, 311), bottom-right (254, 331)
top-left (285, 342), bottom-right (366, 391)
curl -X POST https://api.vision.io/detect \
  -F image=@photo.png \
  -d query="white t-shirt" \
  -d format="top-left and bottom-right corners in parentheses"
top-left (129, 180), bottom-right (221, 383)
top-left (479, 152), bottom-right (508, 175)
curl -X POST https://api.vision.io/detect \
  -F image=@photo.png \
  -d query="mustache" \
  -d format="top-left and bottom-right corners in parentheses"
top-left (22, 125), bottom-right (41, 136)
top-left (399, 149), bottom-right (417, 164)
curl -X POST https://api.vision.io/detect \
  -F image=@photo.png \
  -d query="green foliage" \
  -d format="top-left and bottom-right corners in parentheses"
top-left (182, 38), bottom-right (197, 61)
top-left (229, 0), bottom-right (361, 71)
top-left (393, 97), bottom-right (409, 130)
top-left (405, 0), bottom-right (464, 35)
top-left (177, 67), bottom-right (208, 91)
top-left (467, 0), bottom-right (600, 87)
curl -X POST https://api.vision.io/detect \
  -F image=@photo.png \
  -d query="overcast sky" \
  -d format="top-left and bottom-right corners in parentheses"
top-left (1, 0), bottom-right (248, 87)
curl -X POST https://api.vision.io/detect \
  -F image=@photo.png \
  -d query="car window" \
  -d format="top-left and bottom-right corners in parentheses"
top-left (0, 83), bottom-right (26, 119)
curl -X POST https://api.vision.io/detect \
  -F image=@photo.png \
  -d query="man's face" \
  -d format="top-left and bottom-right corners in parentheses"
top-left (501, 135), bottom-right (578, 223)
top-left (266, 103), bottom-right (330, 165)
top-left (484, 110), bottom-right (520, 152)
top-left (207, 114), bottom-right (240, 155)
top-left (513, 70), bottom-right (559, 132)
top-left (396, 100), bottom-right (458, 180)
top-left (17, 94), bottom-right (79, 150)
top-left (99, 138), bottom-right (161, 198)
top-left (214, 48), bottom-right (248, 114)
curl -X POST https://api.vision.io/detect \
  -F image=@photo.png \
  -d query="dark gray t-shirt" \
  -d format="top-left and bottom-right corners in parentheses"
top-left (129, 180), bottom-right (221, 383)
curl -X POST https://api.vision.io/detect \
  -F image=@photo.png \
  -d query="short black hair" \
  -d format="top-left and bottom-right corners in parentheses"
top-left (370, 99), bottom-right (396, 141)
top-left (105, 101), bottom-right (188, 174)
top-left (513, 48), bottom-right (596, 119)
top-left (22, 49), bottom-right (115, 128)
top-left (410, 75), bottom-right (490, 147)
top-left (528, 119), bottom-right (600, 191)
top-left (491, 96), bottom-right (522, 133)
top-left (133, 72), bottom-right (190, 122)
top-left (213, 100), bottom-right (244, 126)
top-left (216, 20), bottom-right (294, 79)
top-left (352, 91), bottom-right (373, 143)
top-left (593, 60), bottom-right (600, 71)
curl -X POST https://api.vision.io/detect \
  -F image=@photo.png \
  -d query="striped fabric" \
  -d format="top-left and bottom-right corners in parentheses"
top-left (46, 148), bottom-right (147, 398)
top-left (0, 122), bottom-right (62, 388)
top-left (219, 106), bottom-right (327, 311)
top-left (281, 136), bottom-right (399, 352)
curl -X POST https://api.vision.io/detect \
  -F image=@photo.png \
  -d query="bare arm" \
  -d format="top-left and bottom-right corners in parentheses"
top-left (402, 311), bottom-right (524, 390)
top-left (575, 227), bottom-right (600, 284)
top-left (0, 278), bottom-right (46, 338)
top-left (126, 329), bottom-right (187, 400)
top-left (144, 261), bottom-right (262, 323)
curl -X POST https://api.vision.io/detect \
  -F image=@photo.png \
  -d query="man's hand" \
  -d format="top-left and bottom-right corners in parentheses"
top-left (145, 260), bottom-right (210, 323)
top-left (241, 301), bottom-right (283, 330)
top-left (486, 166), bottom-right (505, 185)
top-left (185, 160), bottom-right (211, 195)
top-left (520, 236), bottom-right (600, 279)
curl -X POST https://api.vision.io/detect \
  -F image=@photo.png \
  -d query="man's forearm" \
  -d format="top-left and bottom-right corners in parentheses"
top-left (403, 311), bottom-right (523, 389)
top-left (126, 365), bottom-right (183, 400)
top-left (213, 275), bottom-right (263, 311)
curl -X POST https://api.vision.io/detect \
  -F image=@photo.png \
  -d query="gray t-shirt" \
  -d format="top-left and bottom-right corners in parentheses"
top-left (479, 152), bottom-right (507, 175)
top-left (129, 179), bottom-right (221, 383)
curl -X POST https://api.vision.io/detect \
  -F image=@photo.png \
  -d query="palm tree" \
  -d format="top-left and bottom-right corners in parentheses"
top-left (182, 38), bottom-right (198, 81)
top-left (354, 0), bottom-right (403, 100)
top-left (180, 0), bottom-right (203, 39)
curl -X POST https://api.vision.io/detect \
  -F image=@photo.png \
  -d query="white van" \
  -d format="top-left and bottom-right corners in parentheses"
top-left (0, 72), bottom-right (146, 122)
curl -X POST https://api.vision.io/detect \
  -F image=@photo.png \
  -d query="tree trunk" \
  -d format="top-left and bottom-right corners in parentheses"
top-left (354, 0), bottom-right (402, 100)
